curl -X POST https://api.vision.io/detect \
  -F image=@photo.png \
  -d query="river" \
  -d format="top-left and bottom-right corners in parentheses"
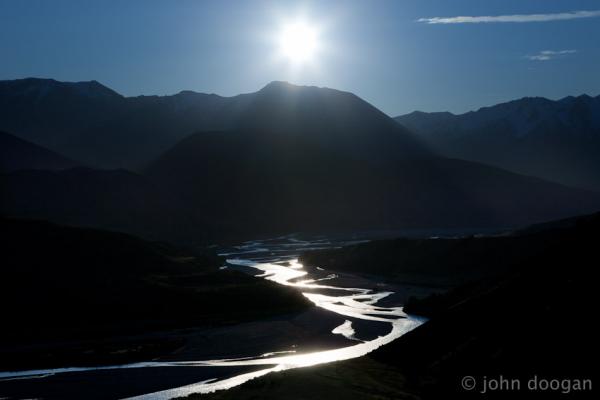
top-left (0, 234), bottom-right (426, 400)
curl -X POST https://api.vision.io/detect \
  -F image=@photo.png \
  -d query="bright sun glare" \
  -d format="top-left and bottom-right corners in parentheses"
top-left (278, 22), bottom-right (319, 65)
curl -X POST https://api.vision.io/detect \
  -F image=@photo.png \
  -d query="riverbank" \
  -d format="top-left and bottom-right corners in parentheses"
top-left (0, 218), bottom-right (311, 372)
top-left (188, 212), bottom-right (600, 400)
top-left (1, 232), bottom-right (437, 400)
top-left (182, 356), bottom-right (417, 400)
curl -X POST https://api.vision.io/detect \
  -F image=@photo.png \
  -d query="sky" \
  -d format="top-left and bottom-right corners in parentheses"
top-left (1, 0), bottom-right (599, 116)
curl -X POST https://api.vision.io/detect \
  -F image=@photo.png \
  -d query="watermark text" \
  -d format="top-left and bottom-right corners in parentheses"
top-left (461, 375), bottom-right (592, 394)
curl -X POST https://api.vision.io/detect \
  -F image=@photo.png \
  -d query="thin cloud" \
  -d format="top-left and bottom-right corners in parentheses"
top-left (525, 50), bottom-right (577, 61)
top-left (418, 10), bottom-right (600, 24)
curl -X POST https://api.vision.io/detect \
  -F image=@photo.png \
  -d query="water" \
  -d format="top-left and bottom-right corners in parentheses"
top-left (0, 234), bottom-right (425, 399)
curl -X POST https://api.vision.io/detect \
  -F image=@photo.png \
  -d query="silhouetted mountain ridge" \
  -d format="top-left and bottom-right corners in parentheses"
top-left (395, 94), bottom-right (600, 190)
top-left (1, 78), bottom-right (428, 168)
top-left (0, 130), bottom-right (79, 172)
top-left (0, 167), bottom-right (207, 243)
top-left (146, 129), bottom-right (600, 236)
top-left (0, 77), bottom-right (122, 100)
top-left (3, 79), bottom-right (600, 240)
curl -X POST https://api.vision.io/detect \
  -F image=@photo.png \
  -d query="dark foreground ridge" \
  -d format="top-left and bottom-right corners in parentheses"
top-left (0, 218), bottom-right (310, 371)
top-left (0, 130), bottom-right (79, 172)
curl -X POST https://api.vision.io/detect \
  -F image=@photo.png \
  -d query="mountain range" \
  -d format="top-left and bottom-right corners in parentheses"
top-left (1, 78), bottom-right (600, 241)
top-left (145, 82), bottom-right (600, 235)
top-left (395, 94), bottom-right (600, 191)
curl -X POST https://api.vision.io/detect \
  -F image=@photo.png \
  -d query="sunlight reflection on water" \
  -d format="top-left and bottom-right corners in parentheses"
top-left (121, 256), bottom-right (425, 399)
top-left (0, 237), bottom-right (425, 400)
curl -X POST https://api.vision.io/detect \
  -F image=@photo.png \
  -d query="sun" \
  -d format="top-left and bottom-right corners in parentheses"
top-left (278, 22), bottom-right (319, 65)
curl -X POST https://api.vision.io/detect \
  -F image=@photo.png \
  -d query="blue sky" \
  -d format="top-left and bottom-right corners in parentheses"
top-left (1, 0), bottom-right (599, 115)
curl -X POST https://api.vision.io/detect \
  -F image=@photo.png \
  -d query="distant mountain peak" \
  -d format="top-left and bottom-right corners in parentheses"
top-left (394, 92), bottom-right (600, 191)
top-left (70, 80), bottom-right (122, 99)
top-left (177, 89), bottom-right (201, 96)
top-left (406, 110), bottom-right (455, 117)
top-left (261, 80), bottom-right (296, 90)
top-left (0, 77), bottom-right (122, 99)
top-left (557, 94), bottom-right (600, 109)
top-left (258, 81), bottom-right (339, 94)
